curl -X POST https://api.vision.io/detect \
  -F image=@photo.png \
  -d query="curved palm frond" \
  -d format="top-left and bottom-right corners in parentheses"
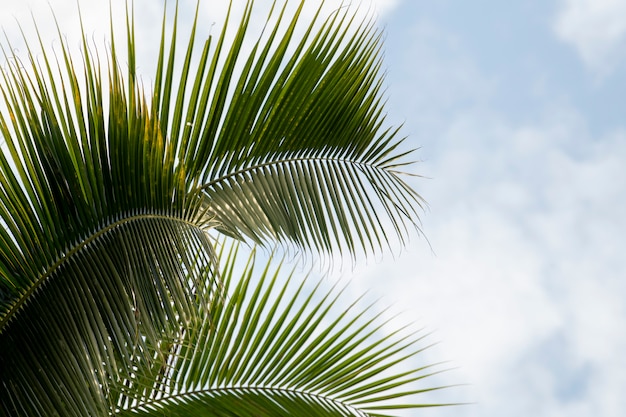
top-left (0, 0), bottom-right (448, 415)
top-left (0, 6), bottom-right (218, 410)
top-left (113, 241), bottom-right (451, 417)
top-left (0, 4), bottom-right (196, 330)
top-left (0, 216), bottom-right (220, 416)
top-left (153, 0), bottom-right (425, 256)
top-left (0, 0), bottom-right (425, 325)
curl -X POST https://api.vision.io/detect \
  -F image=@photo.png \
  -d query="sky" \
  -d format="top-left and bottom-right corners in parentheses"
top-left (1, 1), bottom-right (625, 417)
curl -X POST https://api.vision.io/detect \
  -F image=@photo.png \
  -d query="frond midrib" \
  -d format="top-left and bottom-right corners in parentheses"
top-left (201, 154), bottom-right (405, 190)
top-left (0, 212), bottom-right (203, 333)
top-left (117, 383), bottom-right (366, 416)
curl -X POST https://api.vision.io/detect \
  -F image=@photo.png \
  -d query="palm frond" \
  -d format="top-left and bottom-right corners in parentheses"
top-left (0, 0), bottom-right (425, 324)
top-left (0, 1), bottom-right (446, 416)
top-left (151, 0), bottom-right (426, 256)
top-left (113, 241), bottom-right (451, 417)
top-left (0, 5), bottom-right (193, 331)
top-left (0, 217), bottom-right (219, 416)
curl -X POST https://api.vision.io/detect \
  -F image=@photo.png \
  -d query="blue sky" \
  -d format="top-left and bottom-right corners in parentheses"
top-left (1, 1), bottom-right (625, 416)
top-left (364, 1), bottom-right (626, 416)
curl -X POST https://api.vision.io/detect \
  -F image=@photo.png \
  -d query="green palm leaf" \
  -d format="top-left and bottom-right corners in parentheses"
top-left (0, 1), bottom-right (451, 416)
top-left (0, 0), bottom-right (425, 326)
top-left (0, 217), bottom-right (220, 416)
top-left (113, 242), bottom-right (450, 417)
top-left (155, 0), bottom-right (425, 255)
top-left (0, 0), bottom-right (424, 336)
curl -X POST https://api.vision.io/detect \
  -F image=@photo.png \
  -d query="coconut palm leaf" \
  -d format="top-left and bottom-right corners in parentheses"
top-left (0, 1), bottom-right (447, 416)
top-left (112, 242), bottom-right (451, 417)
top-left (154, 0), bottom-right (426, 256)
top-left (0, 0), bottom-right (425, 330)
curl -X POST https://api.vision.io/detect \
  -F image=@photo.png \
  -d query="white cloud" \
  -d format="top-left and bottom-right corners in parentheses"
top-left (554, 0), bottom-right (626, 75)
top-left (340, 104), bottom-right (626, 416)
top-left (363, 0), bottom-right (401, 16)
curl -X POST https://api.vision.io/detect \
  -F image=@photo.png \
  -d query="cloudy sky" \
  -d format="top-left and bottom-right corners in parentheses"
top-left (1, 1), bottom-right (625, 416)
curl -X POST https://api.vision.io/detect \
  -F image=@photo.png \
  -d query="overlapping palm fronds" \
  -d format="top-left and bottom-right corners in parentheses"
top-left (0, 1), bottom-right (451, 416)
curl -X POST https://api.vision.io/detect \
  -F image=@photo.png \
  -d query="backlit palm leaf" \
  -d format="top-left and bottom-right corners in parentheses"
top-left (158, 0), bottom-right (425, 255)
top-left (0, 1), bottom-right (448, 416)
top-left (113, 242), bottom-right (450, 417)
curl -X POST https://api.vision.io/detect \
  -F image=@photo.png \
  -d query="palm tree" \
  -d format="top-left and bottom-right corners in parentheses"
top-left (0, 0), bottom-right (452, 416)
